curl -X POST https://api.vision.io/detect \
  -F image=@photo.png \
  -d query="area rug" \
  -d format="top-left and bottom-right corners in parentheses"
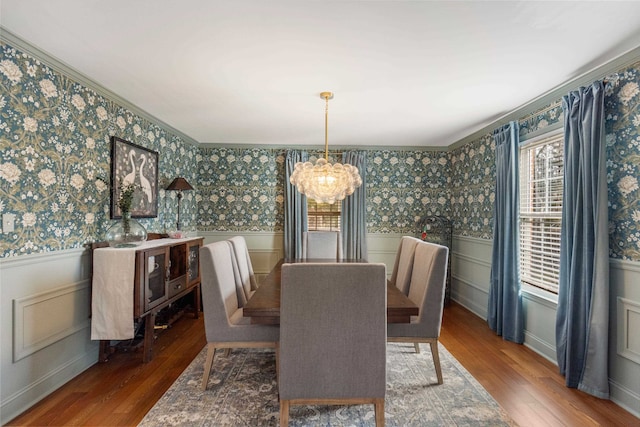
top-left (139, 343), bottom-right (517, 426)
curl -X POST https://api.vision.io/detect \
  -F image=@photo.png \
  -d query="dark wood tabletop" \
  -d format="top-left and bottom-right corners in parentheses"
top-left (243, 259), bottom-right (419, 324)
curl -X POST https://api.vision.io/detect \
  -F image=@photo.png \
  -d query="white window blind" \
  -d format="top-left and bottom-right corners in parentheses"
top-left (519, 132), bottom-right (564, 294)
top-left (307, 199), bottom-right (341, 231)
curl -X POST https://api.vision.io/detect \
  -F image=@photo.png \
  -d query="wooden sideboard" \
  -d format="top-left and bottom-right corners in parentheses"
top-left (91, 236), bottom-right (203, 363)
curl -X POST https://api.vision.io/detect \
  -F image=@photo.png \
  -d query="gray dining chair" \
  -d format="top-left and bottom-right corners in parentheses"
top-left (228, 235), bottom-right (257, 305)
top-left (301, 231), bottom-right (343, 259)
top-left (279, 263), bottom-right (387, 426)
top-left (199, 241), bottom-right (279, 391)
top-left (389, 235), bottom-right (421, 295)
top-left (387, 240), bottom-right (449, 384)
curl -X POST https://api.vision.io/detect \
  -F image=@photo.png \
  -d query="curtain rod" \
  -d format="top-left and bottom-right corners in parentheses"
top-left (528, 78), bottom-right (610, 117)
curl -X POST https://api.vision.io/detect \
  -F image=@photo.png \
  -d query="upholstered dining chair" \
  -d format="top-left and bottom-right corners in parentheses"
top-left (389, 236), bottom-right (421, 295)
top-left (301, 231), bottom-right (343, 259)
top-left (228, 236), bottom-right (257, 306)
top-left (279, 263), bottom-right (387, 426)
top-left (387, 241), bottom-right (449, 385)
top-left (199, 241), bottom-right (279, 391)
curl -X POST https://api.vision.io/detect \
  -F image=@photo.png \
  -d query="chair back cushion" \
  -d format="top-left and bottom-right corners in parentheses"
top-left (389, 236), bottom-right (421, 295)
top-left (200, 241), bottom-right (240, 338)
top-left (200, 241), bottom-right (279, 343)
top-left (302, 231), bottom-right (343, 259)
top-left (408, 241), bottom-right (449, 336)
top-left (279, 263), bottom-right (387, 400)
top-left (229, 236), bottom-right (257, 301)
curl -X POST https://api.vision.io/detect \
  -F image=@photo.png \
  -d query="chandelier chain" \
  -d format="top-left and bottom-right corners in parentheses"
top-left (324, 93), bottom-right (330, 160)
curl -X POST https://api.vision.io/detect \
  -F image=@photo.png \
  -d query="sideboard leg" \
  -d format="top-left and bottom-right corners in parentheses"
top-left (99, 340), bottom-right (111, 362)
top-left (194, 284), bottom-right (201, 319)
top-left (143, 312), bottom-right (156, 363)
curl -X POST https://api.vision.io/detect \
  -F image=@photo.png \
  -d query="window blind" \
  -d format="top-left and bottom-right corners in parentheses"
top-left (308, 199), bottom-right (341, 231)
top-left (519, 133), bottom-right (564, 294)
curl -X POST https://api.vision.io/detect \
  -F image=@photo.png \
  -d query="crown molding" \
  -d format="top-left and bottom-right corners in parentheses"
top-left (3, 25), bottom-right (639, 153)
top-left (0, 26), bottom-right (200, 147)
top-left (198, 143), bottom-right (448, 152)
top-left (447, 44), bottom-right (640, 152)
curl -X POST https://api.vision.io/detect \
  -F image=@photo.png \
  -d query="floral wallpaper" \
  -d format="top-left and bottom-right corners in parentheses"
top-left (2, 38), bottom-right (639, 262)
top-left (449, 134), bottom-right (496, 240)
top-left (197, 147), bottom-right (283, 231)
top-left (0, 42), bottom-right (199, 257)
top-left (196, 148), bottom-right (450, 236)
top-left (450, 60), bottom-right (640, 261)
top-left (366, 149), bottom-right (449, 233)
top-left (605, 64), bottom-right (640, 260)
top-left (519, 101), bottom-right (564, 140)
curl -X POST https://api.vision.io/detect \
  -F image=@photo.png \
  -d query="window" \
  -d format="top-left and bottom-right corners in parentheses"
top-left (519, 131), bottom-right (564, 294)
top-left (307, 199), bottom-right (341, 231)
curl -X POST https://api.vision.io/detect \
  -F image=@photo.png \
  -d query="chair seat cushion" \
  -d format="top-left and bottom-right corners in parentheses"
top-left (229, 308), bottom-right (252, 326)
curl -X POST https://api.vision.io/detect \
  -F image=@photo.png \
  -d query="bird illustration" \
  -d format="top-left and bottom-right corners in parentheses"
top-left (122, 150), bottom-right (136, 187)
top-left (138, 156), bottom-right (153, 203)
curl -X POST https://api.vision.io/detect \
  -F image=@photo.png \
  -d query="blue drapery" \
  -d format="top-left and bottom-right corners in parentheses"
top-left (340, 151), bottom-right (368, 259)
top-left (556, 81), bottom-right (609, 398)
top-left (284, 150), bottom-right (308, 259)
top-left (488, 121), bottom-right (524, 343)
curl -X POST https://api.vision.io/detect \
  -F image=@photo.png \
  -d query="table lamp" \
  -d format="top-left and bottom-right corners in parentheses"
top-left (166, 177), bottom-right (194, 230)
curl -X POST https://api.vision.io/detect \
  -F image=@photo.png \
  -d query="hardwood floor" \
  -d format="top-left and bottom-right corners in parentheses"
top-left (439, 303), bottom-right (638, 427)
top-left (7, 302), bottom-right (638, 426)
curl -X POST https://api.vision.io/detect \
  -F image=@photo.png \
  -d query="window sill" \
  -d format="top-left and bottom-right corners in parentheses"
top-left (521, 284), bottom-right (558, 307)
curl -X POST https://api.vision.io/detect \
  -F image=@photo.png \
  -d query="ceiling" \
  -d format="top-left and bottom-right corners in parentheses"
top-left (3, 1), bottom-right (640, 148)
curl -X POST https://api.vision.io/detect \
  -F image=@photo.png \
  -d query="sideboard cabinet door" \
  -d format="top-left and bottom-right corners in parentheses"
top-left (187, 240), bottom-right (201, 287)
top-left (143, 246), bottom-right (169, 312)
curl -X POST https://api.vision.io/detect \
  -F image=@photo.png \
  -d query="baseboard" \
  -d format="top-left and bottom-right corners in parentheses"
top-left (449, 293), bottom-right (486, 320)
top-left (1, 345), bottom-right (98, 424)
top-left (450, 274), bottom-right (488, 319)
top-left (523, 331), bottom-right (557, 364)
top-left (610, 379), bottom-right (640, 418)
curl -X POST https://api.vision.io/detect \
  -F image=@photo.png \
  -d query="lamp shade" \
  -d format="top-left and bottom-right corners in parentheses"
top-left (166, 177), bottom-right (194, 191)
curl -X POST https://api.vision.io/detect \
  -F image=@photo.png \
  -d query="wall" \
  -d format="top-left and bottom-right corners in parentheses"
top-left (0, 39), bottom-right (200, 422)
top-left (2, 34), bottom-right (640, 422)
top-left (0, 44), bottom-right (200, 258)
top-left (450, 60), bottom-right (640, 415)
top-left (197, 147), bottom-right (450, 234)
top-left (0, 36), bottom-right (451, 422)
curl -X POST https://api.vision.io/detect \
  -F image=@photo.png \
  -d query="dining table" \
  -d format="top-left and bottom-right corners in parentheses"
top-left (243, 258), bottom-right (419, 324)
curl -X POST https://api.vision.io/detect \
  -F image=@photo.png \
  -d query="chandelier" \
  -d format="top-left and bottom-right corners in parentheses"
top-left (289, 92), bottom-right (362, 204)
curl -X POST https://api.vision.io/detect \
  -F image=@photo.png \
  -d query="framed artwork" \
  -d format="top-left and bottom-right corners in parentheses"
top-left (110, 136), bottom-right (159, 218)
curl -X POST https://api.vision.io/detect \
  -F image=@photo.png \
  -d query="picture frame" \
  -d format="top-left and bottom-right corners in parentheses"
top-left (110, 136), bottom-right (159, 219)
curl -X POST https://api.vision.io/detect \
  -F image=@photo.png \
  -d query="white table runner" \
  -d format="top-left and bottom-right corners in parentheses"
top-left (91, 237), bottom-right (200, 340)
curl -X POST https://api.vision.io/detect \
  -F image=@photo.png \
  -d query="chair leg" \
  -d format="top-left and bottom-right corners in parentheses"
top-left (414, 342), bottom-right (420, 353)
top-left (275, 343), bottom-right (280, 386)
top-left (224, 348), bottom-right (231, 357)
top-left (374, 398), bottom-right (385, 427)
top-left (430, 340), bottom-right (443, 385)
top-left (201, 343), bottom-right (217, 391)
top-left (279, 400), bottom-right (289, 427)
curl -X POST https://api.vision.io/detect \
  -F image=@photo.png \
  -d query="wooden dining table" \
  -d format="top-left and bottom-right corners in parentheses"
top-left (243, 258), bottom-right (419, 324)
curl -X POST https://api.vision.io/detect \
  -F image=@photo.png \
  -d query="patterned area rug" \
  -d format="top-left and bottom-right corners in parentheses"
top-left (139, 343), bottom-right (517, 426)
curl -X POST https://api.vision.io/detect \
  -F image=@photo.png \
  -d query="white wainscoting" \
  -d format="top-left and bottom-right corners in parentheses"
top-left (609, 259), bottom-right (640, 416)
top-left (450, 235), bottom-right (492, 318)
top-left (199, 231), bottom-right (405, 280)
top-left (0, 248), bottom-right (98, 424)
top-left (13, 281), bottom-right (91, 362)
top-left (617, 297), bottom-right (640, 365)
top-left (451, 234), bottom-right (640, 417)
top-left (2, 234), bottom-right (638, 422)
